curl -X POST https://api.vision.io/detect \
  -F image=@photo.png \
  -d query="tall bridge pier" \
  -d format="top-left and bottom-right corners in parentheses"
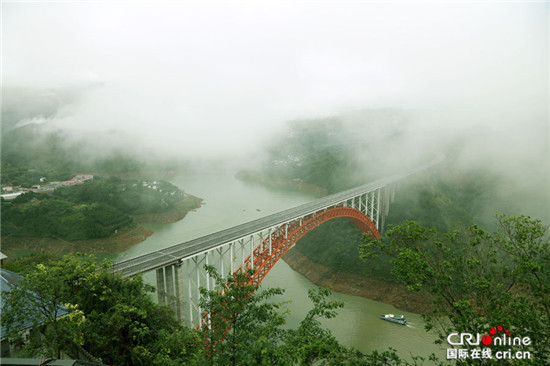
top-left (156, 264), bottom-right (185, 321)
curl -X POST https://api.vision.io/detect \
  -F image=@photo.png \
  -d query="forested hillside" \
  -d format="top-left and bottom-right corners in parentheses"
top-left (247, 110), bottom-right (548, 284)
top-left (1, 177), bottom-right (188, 241)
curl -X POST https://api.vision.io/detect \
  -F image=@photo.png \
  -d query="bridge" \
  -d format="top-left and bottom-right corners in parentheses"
top-left (113, 153), bottom-right (444, 326)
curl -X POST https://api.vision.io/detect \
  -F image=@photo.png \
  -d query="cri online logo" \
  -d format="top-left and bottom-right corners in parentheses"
top-left (447, 326), bottom-right (531, 347)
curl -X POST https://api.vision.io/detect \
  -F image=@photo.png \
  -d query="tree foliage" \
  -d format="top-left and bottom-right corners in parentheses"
top-left (52, 177), bottom-right (185, 215)
top-left (199, 266), bottom-right (289, 365)
top-left (1, 178), bottom-right (187, 241)
top-left (1, 196), bottom-right (134, 240)
top-left (1, 255), bottom-right (202, 364)
top-left (197, 266), bottom-right (420, 366)
top-left (1, 263), bottom-right (85, 359)
top-left (295, 217), bottom-right (395, 280)
top-left (360, 214), bottom-right (550, 365)
top-left (2, 255), bottom-right (453, 365)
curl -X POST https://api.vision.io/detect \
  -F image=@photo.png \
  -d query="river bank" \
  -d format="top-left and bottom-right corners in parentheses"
top-left (1, 225), bottom-right (153, 258)
top-left (282, 247), bottom-right (432, 314)
top-left (1, 194), bottom-right (203, 259)
top-left (132, 194), bottom-right (203, 224)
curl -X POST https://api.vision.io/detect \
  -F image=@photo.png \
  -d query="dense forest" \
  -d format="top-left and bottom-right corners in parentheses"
top-left (1, 177), bottom-right (187, 240)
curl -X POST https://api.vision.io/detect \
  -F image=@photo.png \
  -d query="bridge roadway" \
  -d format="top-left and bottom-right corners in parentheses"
top-left (113, 153), bottom-right (444, 277)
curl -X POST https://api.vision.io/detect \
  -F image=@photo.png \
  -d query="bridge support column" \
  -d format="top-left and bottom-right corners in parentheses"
top-left (205, 253), bottom-right (210, 292)
top-left (250, 235), bottom-right (254, 268)
top-left (230, 243), bottom-right (234, 273)
top-left (380, 187), bottom-right (387, 233)
top-left (155, 264), bottom-right (185, 323)
top-left (195, 256), bottom-right (202, 325)
top-left (174, 263), bottom-right (184, 322)
top-left (369, 191), bottom-right (374, 223)
top-left (165, 265), bottom-right (176, 314)
top-left (187, 259), bottom-right (194, 325)
top-left (156, 267), bottom-right (166, 305)
top-left (376, 188), bottom-right (381, 230)
top-left (157, 265), bottom-right (183, 322)
top-left (376, 184), bottom-right (396, 234)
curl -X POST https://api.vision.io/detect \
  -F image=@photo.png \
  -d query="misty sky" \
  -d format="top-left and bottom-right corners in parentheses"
top-left (2, 1), bottom-right (549, 160)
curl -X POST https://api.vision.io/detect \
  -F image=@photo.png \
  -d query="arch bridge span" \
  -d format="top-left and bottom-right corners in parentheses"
top-left (112, 153), bottom-right (444, 326)
top-left (244, 206), bottom-right (380, 286)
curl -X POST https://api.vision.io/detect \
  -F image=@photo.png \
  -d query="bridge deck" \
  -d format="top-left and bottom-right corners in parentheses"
top-left (113, 153), bottom-right (444, 277)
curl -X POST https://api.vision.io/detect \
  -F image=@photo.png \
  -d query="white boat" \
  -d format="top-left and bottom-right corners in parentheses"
top-left (379, 314), bottom-right (407, 325)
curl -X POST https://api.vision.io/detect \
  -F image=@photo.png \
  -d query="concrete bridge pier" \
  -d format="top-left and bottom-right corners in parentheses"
top-left (379, 183), bottom-right (397, 234)
top-left (156, 268), bottom-right (165, 305)
top-left (156, 264), bottom-right (185, 322)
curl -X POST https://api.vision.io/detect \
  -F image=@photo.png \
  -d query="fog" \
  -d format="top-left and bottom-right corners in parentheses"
top-left (3, 1), bottom-right (549, 213)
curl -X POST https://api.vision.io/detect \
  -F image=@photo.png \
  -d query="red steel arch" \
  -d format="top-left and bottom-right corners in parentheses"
top-left (241, 206), bottom-right (380, 286)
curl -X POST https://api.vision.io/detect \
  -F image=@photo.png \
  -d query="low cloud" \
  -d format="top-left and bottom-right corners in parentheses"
top-left (3, 1), bottom-right (548, 208)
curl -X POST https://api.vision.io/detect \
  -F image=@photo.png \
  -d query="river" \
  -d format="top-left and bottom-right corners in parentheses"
top-left (114, 169), bottom-right (443, 361)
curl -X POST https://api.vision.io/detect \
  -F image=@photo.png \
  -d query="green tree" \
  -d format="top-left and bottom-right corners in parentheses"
top-left (1, 255), bottom-right (202, 364)
top-left (199, 266), bottom-right (291, 365)
top-left (198, 266), bottom-right (416, 365)
top-left (360, 214), bottom-right (550, 365)
top-left (282, 286), bottom-right (358, 365)
top-left (60, 255), bottom-right (202, 365)
top-left (1, 263), bottom-right (86, 359)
